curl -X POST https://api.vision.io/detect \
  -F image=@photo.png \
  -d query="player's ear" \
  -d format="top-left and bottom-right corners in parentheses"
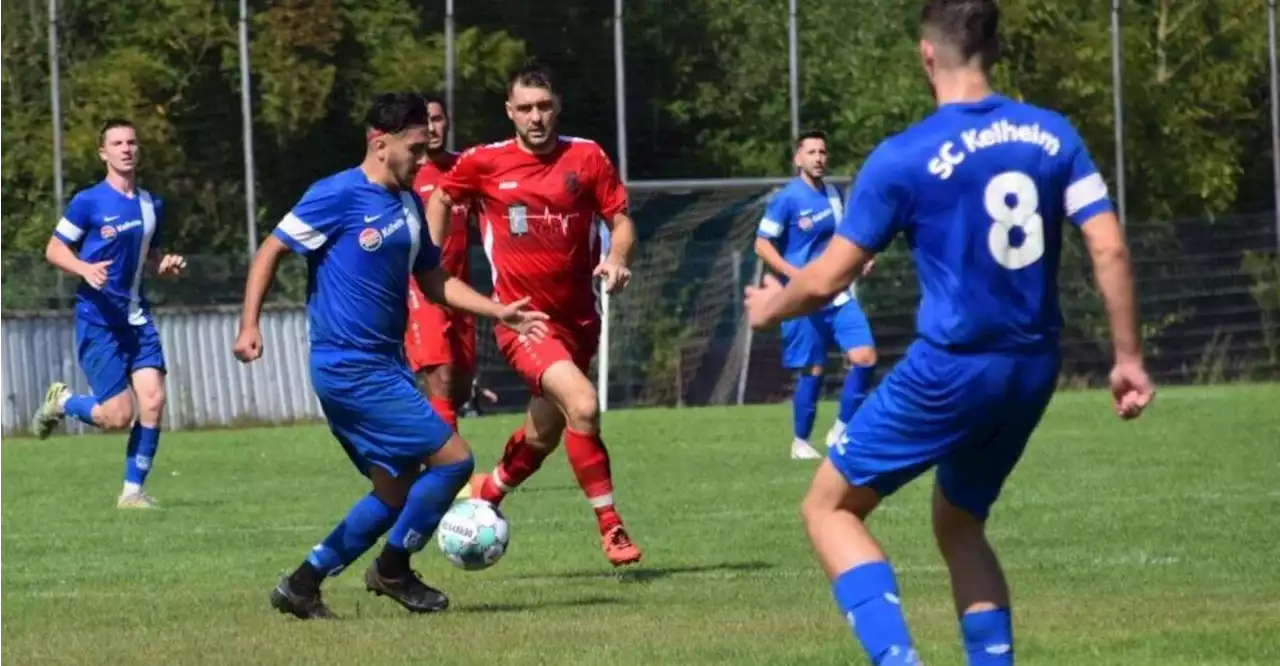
top-left (919, 40), bottom-right (935, 78)
top-left (504, 100), bottom-right (515, 121)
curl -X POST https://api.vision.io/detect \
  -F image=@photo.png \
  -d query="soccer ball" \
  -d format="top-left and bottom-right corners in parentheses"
top-left (437, 499), bottom-right (510, 570)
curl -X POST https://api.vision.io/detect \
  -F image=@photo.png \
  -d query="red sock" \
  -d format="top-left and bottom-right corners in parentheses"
top-left (478, 428), bottom-right (549, 504)
top-left (564, 428), bottom-right (622, 534)
top-left (430, 396), bottom-right (458, 433)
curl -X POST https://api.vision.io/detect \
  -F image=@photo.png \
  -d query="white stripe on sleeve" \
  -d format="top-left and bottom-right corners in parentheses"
top-left (758, 218), bottom-right (783, 238)
top-left (56, 218), bottom-right (85, 242)
top-left (276, 213), bottom-right (328, 250)
top-left (1064, 173), bottom-right (1109, 216)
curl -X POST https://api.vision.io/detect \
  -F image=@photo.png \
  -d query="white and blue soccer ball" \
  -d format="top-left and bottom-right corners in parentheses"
top-left (437, 499), bottom-right (510, 570)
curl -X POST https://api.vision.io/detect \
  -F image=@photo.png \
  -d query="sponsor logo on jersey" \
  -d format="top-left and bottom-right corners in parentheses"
top-left (359, 227), bottom-right (383, 251)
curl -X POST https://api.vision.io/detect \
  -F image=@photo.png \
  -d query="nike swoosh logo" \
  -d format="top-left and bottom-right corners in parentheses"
top-left (364, 214), bottom-right (382, 223)
top-left (104, 216), bottom-right (119, 222)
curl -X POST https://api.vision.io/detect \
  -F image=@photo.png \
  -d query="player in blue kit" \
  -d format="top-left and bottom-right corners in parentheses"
top-left (31, 118), bottom-right (187, 509)
top-left (234, 92), bottom-right (547, 619)
top-left (755, 130), bottom-right (877, 460)
top-left (745, 2), bottom-right (1156, 664)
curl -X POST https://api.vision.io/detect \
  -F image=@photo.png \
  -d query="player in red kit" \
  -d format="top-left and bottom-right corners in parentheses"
top-left (426, 62), bottom-right (642, 566)
top-left (404, 95), bottom-right (475, 432)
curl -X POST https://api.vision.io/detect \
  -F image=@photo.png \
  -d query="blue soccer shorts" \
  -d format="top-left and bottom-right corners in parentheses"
top-left (829, 339), bottom-right (1061, 520)
top-left (310, 348), bottom-right (454, 478)
top-left (75, 318), bottom-right (167, 401)
top-left (781, 298), bottom-right (875, 369)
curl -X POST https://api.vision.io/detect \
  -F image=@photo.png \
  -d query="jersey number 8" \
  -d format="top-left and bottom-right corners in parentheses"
top-left (984, 171), bottom-right (1045, 270)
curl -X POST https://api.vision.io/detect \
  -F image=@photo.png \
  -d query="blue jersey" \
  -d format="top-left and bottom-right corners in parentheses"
top-left (273, 167), bottom-right (440, 355)
top-left (53, 181), bottom-right (165, 327)
top-left (758, 177), bottom-right (856, 305)
top-left (839, 94), bottom-right (1113, 353)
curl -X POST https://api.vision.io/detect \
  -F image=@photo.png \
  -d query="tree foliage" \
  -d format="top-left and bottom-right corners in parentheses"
top-left (1, 0), bottom-right (1274, 257)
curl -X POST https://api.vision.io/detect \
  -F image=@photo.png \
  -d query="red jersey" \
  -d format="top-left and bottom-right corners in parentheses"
top-left (414, 151), bottom-right (471, 279)
top-left (438, 136), bottom-right (628, 325)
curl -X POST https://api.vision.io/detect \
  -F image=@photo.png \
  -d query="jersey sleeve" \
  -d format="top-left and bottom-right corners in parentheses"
top-left (438, 147), bottom-right (485, 203)
top-left (837, 143), bottom-right (909, 253)
top-left (412, 197), bottom-right (440, 273)
top-left (590, 146), bottom-right (629, 218)
top-left (1061, 126), bottom-right (1114, 226)
top-left (756, 190), bottom-right (790, 241)
top-left (274, 180), bottom-right (345, 256)
top-left (54, 192), bottom-right (93, 246)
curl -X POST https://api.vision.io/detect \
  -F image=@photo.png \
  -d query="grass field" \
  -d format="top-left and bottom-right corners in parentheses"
top-left (3, 384), bottom-right (1279, 665)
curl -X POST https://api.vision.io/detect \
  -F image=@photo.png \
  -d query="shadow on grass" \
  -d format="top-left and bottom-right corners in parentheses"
top-left (457, 596), bottom-right (624, 614)
top-left (517, 560), bottom-right (776, 585)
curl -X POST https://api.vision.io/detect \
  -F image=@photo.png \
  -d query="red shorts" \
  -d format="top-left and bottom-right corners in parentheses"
top-left (405, 294), bottom-right (476, 376)
top-left (495, 321), bottom-right (599, 394)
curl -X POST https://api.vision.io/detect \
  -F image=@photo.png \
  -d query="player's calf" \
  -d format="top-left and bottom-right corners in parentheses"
top-left (792, 368), bottom-right (824, 460)
top-left (542, 361), bottom-right (641, 566)
top-left (368, 438), bottom-right (473, 613)
top-left (468, 397), bottom-right (561, 505)
top-left (120, 369), bottom-right (166, 506)
top-left (802, 462), bottom-right (920, 665)
top-left (932, 486), bottom-right (1013, 665)
top-left (827, 347), bottom-right (877, 449)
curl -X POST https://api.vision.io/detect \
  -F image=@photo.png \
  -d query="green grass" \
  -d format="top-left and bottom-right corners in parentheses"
top-left (4, 384), bottom-right (1279, 665)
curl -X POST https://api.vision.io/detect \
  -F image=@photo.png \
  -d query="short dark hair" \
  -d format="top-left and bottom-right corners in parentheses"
top-left (365, 92), bottom-right (429, 135)
top-left (506, 60), bottom-right (559, 98)
top-left (921, 0), bottom-right (1001, 70)
top-left (421, 93), bottom-right (448, 118)
top-left (98, 118), bottom-right (134, 146)
top-left (795, 129), bottom-right (827, 151)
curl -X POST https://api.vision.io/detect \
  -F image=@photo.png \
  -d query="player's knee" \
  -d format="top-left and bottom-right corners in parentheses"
top-left (846, 346), bottom-right (877, 367)
top-left (932, 490), bottom-right (987, 553)
top-left (98, 396), bottom-right (134, 430)
top-left (561, 389), bottom-right (600, 431)
top-left (136, 384), bottom-right (166, 418)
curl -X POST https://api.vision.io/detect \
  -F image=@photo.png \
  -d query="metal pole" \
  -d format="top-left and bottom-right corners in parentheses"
top-left (445, 0), bottom-right (456, 151)
top-left (1269, 0), bottom-right (1279, 253)
top-left (737, 258), bottom-right (764, 406)
top-left (239, 0), bottom-right (258, 255)
top-left (614, 0), bottom-right (629, 182)
top-left (598, 0), bottom-right (627, 413)
top-left (1110, 0), bottom-right (1127, 226)
top-left (49, 0), bottom-right (66, 307)
top-left (788, 0), bottom-right (800, 141)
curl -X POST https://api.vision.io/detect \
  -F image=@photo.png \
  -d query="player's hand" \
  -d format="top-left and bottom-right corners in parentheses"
top-left (157, 254), bottom-right (187, 277)
top-left (593, 260), bottom-right (631, 293)
top-left (233, 327), bottom-right (264, 364)
top-left (79, 260), bottom-right (112, 290)
top-left (497, 296), bottom-right (550, 341)
top-left (1108, 359), bottom-right (1155, 420)
top-left (744, 274), bottom-right (785, 329)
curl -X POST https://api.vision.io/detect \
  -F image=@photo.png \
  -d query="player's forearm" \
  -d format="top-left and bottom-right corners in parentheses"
top-left (417, 269), bottom-right (505, 320)
top-left (1091, 242), bottom-right (1142, 363)
top-left (426, 189), bottom-right (453, 248)
top-left (764, 271), bottom-right (839, 323)
top-left (605, 213), bottom-right (637, 267)
top-left (240, 237), bottom-right (287, 329)
top-left (45, 237), bottom-right (88, 276)
top-left (753, 238), bottom-right (798, 278)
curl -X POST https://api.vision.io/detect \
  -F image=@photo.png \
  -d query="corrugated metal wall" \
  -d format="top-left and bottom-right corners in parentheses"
top-left (1, 307), bottom-right (322, 435)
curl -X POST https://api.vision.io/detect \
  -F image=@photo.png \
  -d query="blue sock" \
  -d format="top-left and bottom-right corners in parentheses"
top-left (793, 374), bottom-right (822, 440)
top-left (307, 493), bottom-right (399, 577)
top-left (64, 394), bottom-right (98, 426)
top-left (838, 364), bottom-right (875, 424)
top-left (124, 423), bottom-right (161, 486)
top-left (385, 457), bottom-right (475, 553)
top-left (832, 562), bottom-right (919, 666)
top-left (961, 608), bottom-right (1014, 665)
